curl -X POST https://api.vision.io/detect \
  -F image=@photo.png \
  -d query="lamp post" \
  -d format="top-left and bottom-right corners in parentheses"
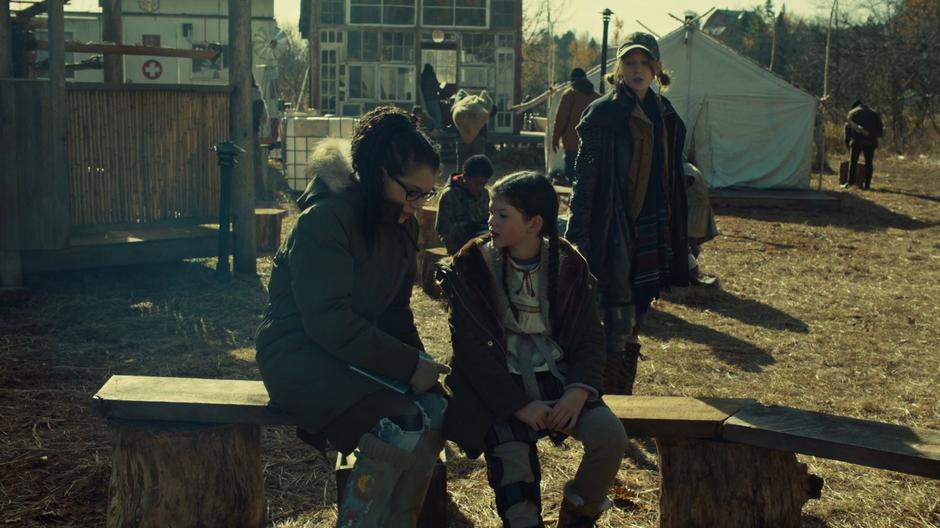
top-left (600, 9), bottom-right (613, 94)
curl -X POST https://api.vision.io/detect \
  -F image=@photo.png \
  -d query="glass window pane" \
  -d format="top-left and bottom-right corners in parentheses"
top-left (384, 6), bottom-right (415, 24)
top-left (350, 6), bottom-right (381, 24)
top-left (423, 7), bottom-right (453, 25)
top-left (363, 32), bottom-right (379, 60)
top-left (456, 8), bottom-right (487, 27)
top-left (348, 31), bottom-right (362, 59)
top-left (492, 1), bottom-right (515, 29)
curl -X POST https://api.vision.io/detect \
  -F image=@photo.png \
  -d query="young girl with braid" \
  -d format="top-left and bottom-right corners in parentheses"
top-left (256, 106), bottom-right (450, 527)
top-left (438, 172), bottom-right (627, 527)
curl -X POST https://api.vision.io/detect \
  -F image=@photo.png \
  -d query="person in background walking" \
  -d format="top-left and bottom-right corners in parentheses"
top-left (844, 99), bottom-right (884, 190)
top-left (552, 68), bottom-right (599, 186)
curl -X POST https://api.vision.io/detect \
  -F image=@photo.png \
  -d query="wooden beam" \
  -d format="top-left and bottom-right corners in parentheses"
top-left (606, 395), bottom-right (756, 438)
top-left (228, 0), bottom-right (256, 273)
top-left (100, 0), bottom-right (122, 84)
top-left (35, 40), bottom-right (222, 60)
top-left (723, 404), bottom-right (940, 480)
top-left (45, 0), bottom-right (69, 249)
top-left (0, 0), bottom-right (12, 78)
top-left (93, 375), bottom-right (292, 425)
top-left (0, 79), bottom-right (23, 287)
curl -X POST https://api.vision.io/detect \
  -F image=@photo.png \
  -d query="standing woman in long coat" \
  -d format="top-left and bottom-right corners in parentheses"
top-left (255, 107), bottom-right (450, 527)
top-left (566, 33), bottom-right (690, 395)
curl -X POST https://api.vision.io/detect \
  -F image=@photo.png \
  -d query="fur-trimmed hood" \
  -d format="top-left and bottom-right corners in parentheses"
top-left (297, 139), bottom-right (357, 210)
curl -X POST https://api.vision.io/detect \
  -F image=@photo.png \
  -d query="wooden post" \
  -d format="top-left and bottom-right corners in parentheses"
top-left (0, 0), bottom-right (13, 78)
top-left (107, 421), bottom-right (265, 528)
top-left (101, 0), bottom-right (123, 85)
top-left (229, 0), bottom-right (257, 273)
top-left (656, 437), bottom-right (823, 528)
top-left (46, 0), bottom-right (70, 249)
top-left (0, 81), bottom-right (22, 287)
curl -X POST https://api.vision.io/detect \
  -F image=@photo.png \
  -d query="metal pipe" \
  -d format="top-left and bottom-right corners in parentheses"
top-left (600, 9), bottom-right (613, 94)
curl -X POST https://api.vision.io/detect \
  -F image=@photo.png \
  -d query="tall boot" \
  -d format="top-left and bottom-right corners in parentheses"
top-left (556, 482), bottom-right (612, 528)
top-left (337, 433), bottom-right (418, 528)
top-left (383, 430), bottom-right (445, 528)
top-left (603, 342), bottom-right (641, 395)
top-left (864, 163), bottom-right (874, 190)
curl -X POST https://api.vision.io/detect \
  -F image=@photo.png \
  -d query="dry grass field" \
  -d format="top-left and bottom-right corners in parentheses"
top-left (1, 155), bottom-right (938, 527)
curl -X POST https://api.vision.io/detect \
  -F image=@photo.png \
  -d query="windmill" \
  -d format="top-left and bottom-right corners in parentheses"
top-left (252, 26), bottom-right (289, 66)
top-left (252, 26), bottom-right (289, 144)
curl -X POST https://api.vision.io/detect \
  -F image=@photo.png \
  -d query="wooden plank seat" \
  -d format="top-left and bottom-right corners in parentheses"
top-left (93, 376), bottom-right (940, 528)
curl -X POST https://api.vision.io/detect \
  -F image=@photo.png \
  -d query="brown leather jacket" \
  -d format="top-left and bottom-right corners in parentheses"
top-left (553, 83), bottom-right (600, 152)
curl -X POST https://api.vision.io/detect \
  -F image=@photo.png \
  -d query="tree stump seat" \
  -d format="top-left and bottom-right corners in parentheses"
top-left (605, 395), bottom-right (940, 527)
top-left (254, 207), bottom-right (287, 254)
top-left (92, 376), bottom-right (940, 528)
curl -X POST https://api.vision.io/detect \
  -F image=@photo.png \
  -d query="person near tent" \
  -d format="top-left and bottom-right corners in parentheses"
top-left (435, 154), bottom-right (494, 254)
top-left (552, 68), bottom-right (599, 186)
top-left (254, 107), bottom-right (451, 526)
top-left (566, 32), bottom-right (689, 395)
top-left (683, 160), bottom-right (719, 287)
top-left (420, 64), bottom-right (444, 132)
top-left (437, 171), bottom-right (628, 528)
top-left (843, 100), bottom-right (884, 190)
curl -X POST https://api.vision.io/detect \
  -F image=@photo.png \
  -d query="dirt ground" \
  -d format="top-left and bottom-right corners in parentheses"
top-left (1, 155), bottom-right (939, 527)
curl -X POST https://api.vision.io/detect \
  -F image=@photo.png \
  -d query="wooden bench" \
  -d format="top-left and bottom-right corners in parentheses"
top-left (93, 376), bottom-right (940, 528)
top-left (93, 376), bottom-right (444, 527)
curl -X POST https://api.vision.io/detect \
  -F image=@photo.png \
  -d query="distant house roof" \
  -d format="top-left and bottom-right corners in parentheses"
top-left (702, 9), bottom-right (755, 37)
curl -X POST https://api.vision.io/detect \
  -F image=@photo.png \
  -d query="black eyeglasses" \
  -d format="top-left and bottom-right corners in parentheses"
top-left (388, 173), bottom-right (437, 202)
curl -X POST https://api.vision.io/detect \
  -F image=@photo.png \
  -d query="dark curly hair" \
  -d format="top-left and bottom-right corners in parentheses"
top-left (351, 106), bottom-right (440, 242)
top-left (491, 171), bottom-right (561, 326)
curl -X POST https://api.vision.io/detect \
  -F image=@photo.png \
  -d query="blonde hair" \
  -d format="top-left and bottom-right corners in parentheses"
top-left (605, 57), bottom-right (672, 90)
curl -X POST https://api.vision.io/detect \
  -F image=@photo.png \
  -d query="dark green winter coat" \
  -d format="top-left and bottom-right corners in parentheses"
top-left (255, 139), bottom-right (424, 452)
top-left (436, 237), bottom-right (606, 457)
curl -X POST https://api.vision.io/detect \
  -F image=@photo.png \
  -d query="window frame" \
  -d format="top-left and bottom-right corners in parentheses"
top-left (348, 0), bottom-right (417, 27)
top-left (421, 0), bottom-right (489, 30)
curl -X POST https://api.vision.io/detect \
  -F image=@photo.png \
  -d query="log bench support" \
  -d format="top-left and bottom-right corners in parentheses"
top-left (107, 420), bottom-right (265, 528)
top-left (656, 437), bottom-right (822, 528)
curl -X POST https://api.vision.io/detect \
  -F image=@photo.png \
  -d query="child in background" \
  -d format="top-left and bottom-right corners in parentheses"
top-left (438, 172), bottom-right (627, 527)
top-left (435, 154), bottom-right (494, 254)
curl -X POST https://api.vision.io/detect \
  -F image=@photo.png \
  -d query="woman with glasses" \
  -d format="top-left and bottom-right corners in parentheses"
top-left (256, 106), bottom-right (450, 527)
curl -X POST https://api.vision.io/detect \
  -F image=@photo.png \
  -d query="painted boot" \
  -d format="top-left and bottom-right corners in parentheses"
top-left (336, 433), bottom-right (417, 528)
top-left (383, 430), bottom-right (445, 527)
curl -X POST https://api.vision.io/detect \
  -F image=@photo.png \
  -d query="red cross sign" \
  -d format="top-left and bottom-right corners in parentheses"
top-left (142, 59), bottom-right (163, 80)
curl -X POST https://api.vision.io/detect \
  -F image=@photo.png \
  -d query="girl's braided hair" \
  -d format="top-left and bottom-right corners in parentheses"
top-left (350, 106), bottom-right (440, 241)
top-left (492, 171), bottom-right (561, 326)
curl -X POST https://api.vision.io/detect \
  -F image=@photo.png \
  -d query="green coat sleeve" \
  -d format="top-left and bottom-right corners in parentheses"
top-left (289, 204), bottom-right (419, 383)
top-left (376, 221), bottom-right (424, 351)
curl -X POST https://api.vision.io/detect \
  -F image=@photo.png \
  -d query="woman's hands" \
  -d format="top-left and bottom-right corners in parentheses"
top-left (409, 356), bottom-right (451, 393)
top-left (514, 387), bottom-right (591, 432)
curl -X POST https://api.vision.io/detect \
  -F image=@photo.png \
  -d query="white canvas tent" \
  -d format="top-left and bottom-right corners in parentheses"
top-left (532, 25), bottom-right (817, 189)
